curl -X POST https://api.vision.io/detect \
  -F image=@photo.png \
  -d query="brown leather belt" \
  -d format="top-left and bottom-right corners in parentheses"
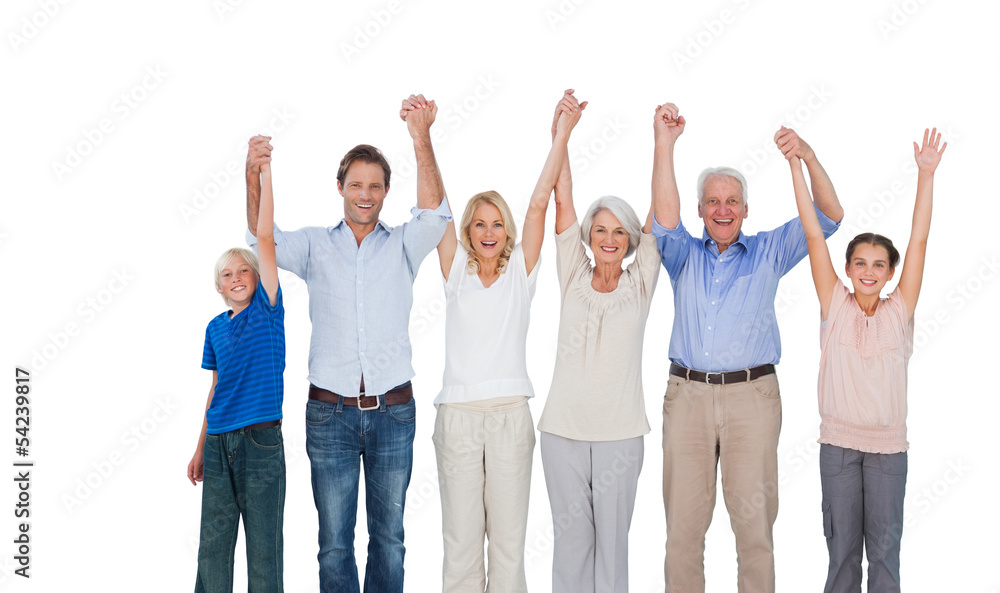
top-left (308, 383), bottom-right (413, 410)
top-left (670, 363), bottom-right (776, 385)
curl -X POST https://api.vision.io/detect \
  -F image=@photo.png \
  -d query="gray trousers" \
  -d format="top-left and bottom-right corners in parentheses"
top-left (820, 444), bottom-right (907, 593)
top-left (540, 432), bottom-right (643, 593)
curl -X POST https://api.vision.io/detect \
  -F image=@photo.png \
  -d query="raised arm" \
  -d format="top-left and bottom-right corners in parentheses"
top-left (245, 135), bottom-right (272, 236)
top-left (650, 102), bottom-right (685, 232)
top-left (789, 156), bottom-right (839, 318)
top-left (774, 127), bottom-right (844, 223)
top-left (405, 94), bottom-right (445, 211)
top-left (399, 96), bottom-right (454, 278)
top-left (552, 96), bottom-right (580, 236)
top-left (898, 127), bottom-right (946, 318)
top-left (523, 90), bottom-right (585, 273)
top-left (256, 162), bottom-right (279, 306)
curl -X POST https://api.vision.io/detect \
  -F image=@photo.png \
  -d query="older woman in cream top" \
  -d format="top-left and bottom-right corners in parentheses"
top-left (426, 91), bottom-right (583, 593)
top-left (537, 98), bottom-right (660, 593)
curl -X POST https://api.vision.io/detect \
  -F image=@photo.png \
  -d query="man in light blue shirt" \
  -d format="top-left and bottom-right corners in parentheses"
top-left (245, 94), bottom-right (450, 593)
top-left (649, 104), bottom-right (843, 593)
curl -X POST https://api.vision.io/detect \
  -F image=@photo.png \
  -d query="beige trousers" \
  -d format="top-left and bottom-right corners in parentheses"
top-left (433, 400), bottom-right (535, 593)
top-left (662, 373), bottom-right (782, 593)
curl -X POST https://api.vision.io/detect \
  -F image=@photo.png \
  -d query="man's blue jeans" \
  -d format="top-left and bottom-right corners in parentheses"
top-left (305, 393), bottom-right (416, 593)
top-left (195, 424), bottom-right (285, 593)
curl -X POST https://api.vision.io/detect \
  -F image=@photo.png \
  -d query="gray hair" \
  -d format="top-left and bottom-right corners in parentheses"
top-left (580, 196), bottom-right (642, 258)
top-left (696, 166), bottom-right (748, 205)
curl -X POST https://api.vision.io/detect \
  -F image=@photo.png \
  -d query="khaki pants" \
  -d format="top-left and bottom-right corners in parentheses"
top-left (662, 373), bottom-right (782, 593)
top-left (433, 400), bottom-right (535, 593)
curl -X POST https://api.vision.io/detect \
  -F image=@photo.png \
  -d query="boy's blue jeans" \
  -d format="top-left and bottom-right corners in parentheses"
top-left (195, 424), bottom-right (285, 593)
top-left (305, 395), bottom-right (415, 593)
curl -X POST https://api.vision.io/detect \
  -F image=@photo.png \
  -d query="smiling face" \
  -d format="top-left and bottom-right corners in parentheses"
top-left (338, 160), bottom-right (388, 231)
top-left (217, 254), bottom-right (258, 311)
top-left (589, 208), bottom-right (630, 267)
top-left (698, 176), bottom-right (747, 251)
top-left (467, 202), bottom-right (508, 264)
top-left (845, 242), bottom-right (895, 297)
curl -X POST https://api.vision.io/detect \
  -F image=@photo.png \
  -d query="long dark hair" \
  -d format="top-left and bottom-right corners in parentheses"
top-left (845, 233), bottom-right (900, 269)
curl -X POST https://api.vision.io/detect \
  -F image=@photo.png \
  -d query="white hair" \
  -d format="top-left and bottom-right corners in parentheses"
top-left (696, 166), bottom-right (748, 204)
top-left (580, 196), bottom-right (642, 258)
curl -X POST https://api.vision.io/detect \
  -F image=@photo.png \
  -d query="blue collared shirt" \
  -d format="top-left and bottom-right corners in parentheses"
top-left (247, 201), bottom-right (451, 396)
top-left (652, 207), bottom-right (839, 372)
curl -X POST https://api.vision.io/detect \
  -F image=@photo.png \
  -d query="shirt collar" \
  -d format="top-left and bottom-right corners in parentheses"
top-left (331, 218), bottom-right (391, 235)
top-left (700, 227), bottom-right (748, 255)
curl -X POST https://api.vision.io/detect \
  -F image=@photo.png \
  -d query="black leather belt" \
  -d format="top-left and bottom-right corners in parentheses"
top-left (669, 363), bottom-right (775, 385)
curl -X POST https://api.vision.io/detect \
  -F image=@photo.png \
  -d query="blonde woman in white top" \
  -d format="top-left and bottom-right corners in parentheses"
top-left (537, 98), bottom-right (661, 593)
top-left (407, 91), bottom-right (583, 593)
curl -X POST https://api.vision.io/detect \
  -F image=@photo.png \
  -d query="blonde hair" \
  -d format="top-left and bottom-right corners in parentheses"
top-left (213, 247), bottom-right (260, 306)
top-left (459, 191), bottom-right (517, 275)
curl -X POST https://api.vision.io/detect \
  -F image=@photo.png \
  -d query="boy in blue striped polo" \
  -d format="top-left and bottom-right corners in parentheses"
top-left (187, 153), bottom-right (285, 593)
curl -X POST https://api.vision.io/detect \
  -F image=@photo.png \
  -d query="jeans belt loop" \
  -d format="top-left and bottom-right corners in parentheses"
top-left (335, 393), bottom-right (345, 413)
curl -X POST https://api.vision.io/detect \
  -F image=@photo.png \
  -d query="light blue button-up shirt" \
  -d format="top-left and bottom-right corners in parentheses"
top-left (247, 201), bottom-right (451, 396)
top-left (653, 207), bottom-right (839, 372)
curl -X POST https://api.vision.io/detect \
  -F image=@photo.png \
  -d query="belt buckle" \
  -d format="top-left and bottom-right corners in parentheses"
top-left (357, 391), bottom-right (379, 411)
top-left (706, 372), bottom-right (720, 385)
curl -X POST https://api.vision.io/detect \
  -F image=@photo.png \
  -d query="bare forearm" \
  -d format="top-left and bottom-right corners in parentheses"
top-left (803, 155), bottom-right (844, 223)
top-left (553, 155), bottom-right (576, 234)
top-left (792, 162), bottom-right (824, 240)
top-left (257, 169), bottom-right (273, 240)
top-left (246, 171), bottom-right (262, 236)
top-left (529, 131), bottom-right (571, 212)
top-left (911, 170), bottom-right (934, 243)
top-left (414, 134), bottom-right (444, 210)
top-left (652, 138), bottom-right (681, 229)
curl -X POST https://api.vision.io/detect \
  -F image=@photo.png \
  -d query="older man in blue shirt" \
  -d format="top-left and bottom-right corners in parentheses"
top-left (649, 103), bottom-right (843, 593)
top-left (245, 94), bottom-right (450, 593)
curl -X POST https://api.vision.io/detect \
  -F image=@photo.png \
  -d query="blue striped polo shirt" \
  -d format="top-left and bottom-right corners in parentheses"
top-left (202, 281), bottom-right (285, 434)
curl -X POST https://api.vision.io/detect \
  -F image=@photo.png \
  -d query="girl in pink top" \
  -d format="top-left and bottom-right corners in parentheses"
top-left (783, 128), bottom-right (946, 592)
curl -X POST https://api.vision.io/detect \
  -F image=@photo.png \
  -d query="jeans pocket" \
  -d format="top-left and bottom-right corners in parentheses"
top-left (819, 444), bottom-right (844, 477)
top-left (306, 401), bottom-right (333, 425)
top-left (822, 499), bottom-right (833, 538)
top-left (248, 425), bottom-right (282, 449)
top-left (878, 451), bottom-right (908, 476)
top-left (388, 399), bottom-right (416, 423)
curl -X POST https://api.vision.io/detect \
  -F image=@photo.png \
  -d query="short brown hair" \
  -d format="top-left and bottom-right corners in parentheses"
top-left (337, 144), bottom-right (391, 188)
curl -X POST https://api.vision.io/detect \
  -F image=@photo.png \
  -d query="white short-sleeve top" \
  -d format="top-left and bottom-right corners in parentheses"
top-left (435, 242), bottom-right (539, 406)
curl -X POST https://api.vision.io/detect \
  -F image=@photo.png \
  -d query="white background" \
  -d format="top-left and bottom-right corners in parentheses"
top-left (4, 0), bottom-right (998, 591)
